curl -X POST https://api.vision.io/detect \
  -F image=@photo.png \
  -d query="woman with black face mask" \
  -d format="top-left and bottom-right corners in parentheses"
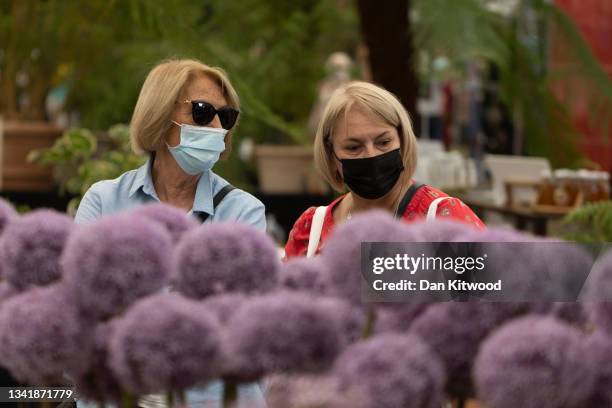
top-left (284, 81), bottom-right (484, 259)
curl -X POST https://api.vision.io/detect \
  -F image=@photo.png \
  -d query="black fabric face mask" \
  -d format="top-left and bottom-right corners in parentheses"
top-left (338, 148), bottom-right (404, 199)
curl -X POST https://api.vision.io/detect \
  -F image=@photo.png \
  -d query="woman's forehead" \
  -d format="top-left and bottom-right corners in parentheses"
top-left (333, 105), bottom-right (394, 141)
top-left (183, 74), bottom-right (227, 107)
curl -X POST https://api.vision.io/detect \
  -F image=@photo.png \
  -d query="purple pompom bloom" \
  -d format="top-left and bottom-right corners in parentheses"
top-left (374, 303), bottom-right (430, 333)
top-left (280, 257), bottom-right (329, 294)
top-left (528, 301), bottom-right (588, 326)
top-left (457, 228), bottom-right (551, 301)
top-left (456, 226), bottom-right (533, 242)
top-left (316, 296), bottom-right (366, 345)
top-left (474, 316), bottom-right (594, 408)
top-left (75, 321), bottom-right (122, 403)
top-left (0, 209), bottom-right (74, 291)
top-left (321, 211), bottom-right (414, 304)
top-left (582, 331), bottom-right (612, 406)
top-left (333, 333), bottom-right (446, 408)
top-left (224, 291), bottom-right (343, 381)
top-left (590, 302), bottom-right (612, 335)
top-left (0, 284), bottom-right (92, 384)
top-left (584, 250), bottom-right (612, 301)
top-left (410, 301), bottom-right (526, 398)
top-left (583, 250), bottom-right (612, 334)
top-left (0, 281), bottom-right (17, 304)
top-left (128, 203), bottom-right (199, 243)
top-left (0, 198), bottom-right (17, 233)
top-left (404, 218), bottom-right (477, 242)
top-left (109, 293), bottom-right (222, 394)
top-left (173, 222), bottom-right (279, 299)
top-left (200, 293), bottom-right (248, 325)
top-left (62, 213), bottom-right (172, 320)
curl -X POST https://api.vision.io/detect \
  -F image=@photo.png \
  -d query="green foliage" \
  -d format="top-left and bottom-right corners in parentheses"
top-left (28, 124), bottom-right (145, 214)
top-left (564, 201), bottom-right (612, 242)
top-left (3, 0), bottom-right (359, 189)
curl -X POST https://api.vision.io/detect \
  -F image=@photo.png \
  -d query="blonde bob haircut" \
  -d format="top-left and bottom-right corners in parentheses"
top-left (313, 81), bottom-right (418, 192)
top-left (130, 59), bottom-right (240, 159)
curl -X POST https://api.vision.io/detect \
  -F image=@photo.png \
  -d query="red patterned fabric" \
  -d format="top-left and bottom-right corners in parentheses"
top-left (284, 184), bottom-right (485, 259)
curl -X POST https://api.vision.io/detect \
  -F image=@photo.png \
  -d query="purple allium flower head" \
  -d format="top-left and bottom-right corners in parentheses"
top-left (0, 284), bottom-right (92, 384)
top-left (224, 291), bottom-right (343, 382)
top-left (456, 227), bottom-right (551, 300)
top-left (321, 210), bottom-right (414, 304)
top-left (75, 320), bottom-right (123, 403)
top-left (474, 316), bottom-right (594, 408)
top-left (316, 296), bottom-right (366, 345)
top-left (582, 331), bottom-right (612, 407)
top-left (583, 251), bottom-right (612, 334)
top-left (127, 203), bottom-right (199, 243)
top-left (456, 226), bottom-right (533, 243)
top-left (109, 293), bottom-right (222, 394)
top-left (173, 222), bottom-right (280, 299)
top-left (280, 257), bottom-right (330, 294)
top-left (409, 301), bottom-right (526, 398)
top-left (200, 293), bottom-right (248, 325)
top-left (0, 209), bottom-right (74, 291)
top-left (374, 303), bottom-right (430, 334)
top-left (404, 218), bottom-right (478, 242)
top-left (584, 250), bottom-right (612, 301)
top-left (0, 198), bottom-right (17, 235)
top-left (62, 213), bottom-right (172, 320)
top-left (590, 302), bottom-right (612, 335)
top-left (536, 242), bottom-right (594, 301)
top-left (536, 302), bottom-right (589, 328)
top-left (333, 333), bottom-right (446, 408)
top-left (0, 281), bottom-right (17, 304)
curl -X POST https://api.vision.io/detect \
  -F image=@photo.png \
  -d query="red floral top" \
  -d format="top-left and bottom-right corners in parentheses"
top-left (284, 184), bottom-right (485, 259)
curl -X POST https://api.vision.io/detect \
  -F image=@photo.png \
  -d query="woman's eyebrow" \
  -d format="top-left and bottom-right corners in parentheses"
top-left (345, 131), bottom-right (389, 142)
top-left (374, 131), bottom-right (390, 139)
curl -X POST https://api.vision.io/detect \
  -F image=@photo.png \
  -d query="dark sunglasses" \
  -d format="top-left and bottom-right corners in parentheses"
top-left (180, 99), bottom-right (240, 130)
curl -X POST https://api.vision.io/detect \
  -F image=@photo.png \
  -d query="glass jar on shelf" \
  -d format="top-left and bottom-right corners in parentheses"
top-left (536, 169), bottom-right (555, 206)
top-left (552, 169), bottom-right (579, 207)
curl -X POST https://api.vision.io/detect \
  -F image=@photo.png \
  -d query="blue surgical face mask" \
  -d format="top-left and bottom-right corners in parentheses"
top-left (168, 121), bottom-right (227, 175)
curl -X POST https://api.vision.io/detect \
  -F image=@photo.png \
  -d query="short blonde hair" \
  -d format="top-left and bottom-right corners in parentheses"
top-left (130, 59), bottom-right (240, 159)
top-left (313, 81), bottom-right (418, 191)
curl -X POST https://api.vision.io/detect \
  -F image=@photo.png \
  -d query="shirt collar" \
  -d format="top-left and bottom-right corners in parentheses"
top-left (128, 153), bottom-right (215, 215)
top-left (193, 170), bottom-right (214, 215)
top-left (129, 155), bottom-right (157, 199)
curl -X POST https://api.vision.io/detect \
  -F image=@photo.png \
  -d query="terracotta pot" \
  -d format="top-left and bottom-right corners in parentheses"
top-left (0, 118), bottom-right (62, 191)
top-left (253, 144), bottom-right (330, 195)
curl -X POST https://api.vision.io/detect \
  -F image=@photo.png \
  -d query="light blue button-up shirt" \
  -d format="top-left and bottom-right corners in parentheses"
top-left (74, 157), bottom-right (266, 230)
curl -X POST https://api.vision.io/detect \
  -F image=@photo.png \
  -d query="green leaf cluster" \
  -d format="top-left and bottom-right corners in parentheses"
top-left (28, 124), bottom-right (145, 214)
top-left (564, 201), bottom-right (612, 242)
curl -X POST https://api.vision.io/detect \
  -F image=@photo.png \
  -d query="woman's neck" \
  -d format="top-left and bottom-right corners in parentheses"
top-left (151, 149), bottom-right (200, 210)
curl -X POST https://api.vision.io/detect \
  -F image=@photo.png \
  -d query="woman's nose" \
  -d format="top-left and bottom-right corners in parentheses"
top-left (361, 144), bottom-right (379, 158)
top-left (208, 114), bottom-right (223, 129)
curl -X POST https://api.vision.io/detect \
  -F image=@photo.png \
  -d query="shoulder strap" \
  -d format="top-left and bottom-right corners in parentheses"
top-left (195, 184), bottom-right (236, 223)
top-left (426, 196), bottom-right (452, 221)
top-left (394, 182), bottom-right (424, 219)
top-left (306, 206), bottom-right (327, 258)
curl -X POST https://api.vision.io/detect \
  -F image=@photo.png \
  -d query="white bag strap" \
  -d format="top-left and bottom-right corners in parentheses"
top-left (426, 196), bottom-right (452, 221)
top-left (306, 206), bottom-right (327, 258)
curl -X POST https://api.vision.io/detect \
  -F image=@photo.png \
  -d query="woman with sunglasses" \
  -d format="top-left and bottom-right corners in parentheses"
top-left (75, 59), bottom-right (265, 230)
top-left (285, 81), bottom-right (484, 258)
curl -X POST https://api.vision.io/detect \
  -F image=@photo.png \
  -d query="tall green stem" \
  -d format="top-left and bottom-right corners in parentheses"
top-left (361, 307), bottom-right (377, 339)
top-left (223, 381), bottom-right (238, 408)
